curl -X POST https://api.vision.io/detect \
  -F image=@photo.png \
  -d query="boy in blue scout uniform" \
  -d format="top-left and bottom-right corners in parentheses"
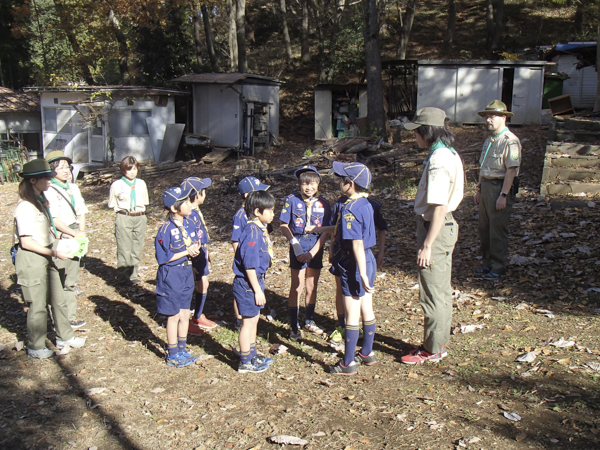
top-left (232, 190), bottom-right (276, 373)
top-left (231, 176), bottom-right (271, 330)
top-left (155, 186), bottom-right (202, 368)
top-left (328, 162), bottom-right (377, 375)
top-left (279, 166), bottom-right (331, 341)
top-left (180, 177), bottom-right (217, 335)
top-left (327, 193), bottom-right (387, 343)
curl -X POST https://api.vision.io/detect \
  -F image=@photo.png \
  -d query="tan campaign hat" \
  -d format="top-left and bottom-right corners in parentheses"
top-left (45, 150), bottom-right (73, 164)
top-left (477, 100), bottom-right (514, 117)
top-left (404, 107), bottom-right (447, 130)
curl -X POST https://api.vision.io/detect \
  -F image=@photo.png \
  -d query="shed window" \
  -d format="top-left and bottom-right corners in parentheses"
top-left (108, 110), bottom-right (131, 137)
top-left (131, 111), bottom-right (151, 135)
top-left (44, 108), bottom-right (57, 132)
top-left (44, 108), bottom-right (72, 134)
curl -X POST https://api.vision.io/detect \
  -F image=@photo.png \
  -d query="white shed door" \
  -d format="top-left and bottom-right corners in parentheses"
top-left (456, 67), bottom-right (502, 123)
top-left (512, 67), bottom-right (544, 125)
top-left (314, 90), bottom-right (332, 139)
top-left (417, 66), bottom-right (458, 120)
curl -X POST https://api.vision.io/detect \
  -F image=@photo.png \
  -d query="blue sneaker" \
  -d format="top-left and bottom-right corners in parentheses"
top-left (474, 267), bottom-right (491, 275)
top-left (166, 353), bottom-right (194, 368)
top-left (483, 272), bottom-right (501, 280)
top-left (180, 349), bottom-right (198, 364)
top-left (252, 354), bottom-right (274, 366)
top-left (238, 359), bottom-right (269, 373)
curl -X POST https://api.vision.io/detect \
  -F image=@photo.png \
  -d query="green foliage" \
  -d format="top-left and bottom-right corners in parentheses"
top-left (303, 148), bottom-right (313, 157)
top-left (320, 12), bottom-right (365, 83)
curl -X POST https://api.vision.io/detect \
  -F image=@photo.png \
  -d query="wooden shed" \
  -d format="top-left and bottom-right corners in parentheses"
top-left (173, 73), bottom-right (281, 155)
top-left (22, 86), bottom-right (187, 166)
top-left (416, 60), bottom-right (546, 125)
top-left (0, 87), bottom-right (42, 157)
top-left (314, 84), bottom-right (368, 140)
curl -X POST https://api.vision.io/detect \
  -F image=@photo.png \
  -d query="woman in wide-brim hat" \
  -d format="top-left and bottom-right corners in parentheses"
top-left (13, 159), bottom-right (86, 359)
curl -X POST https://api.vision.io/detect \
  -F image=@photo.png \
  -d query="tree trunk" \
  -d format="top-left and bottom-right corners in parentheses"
top-left (280, 0), bottom-right (293, 60)
top-left (227, 0), bottom-right (238, 71)
top-left (190, 1), bottom-right (203, 66)
top-left (443, 0), bottom-right (456, 49)
top-left (491, 0), bottom-right (503, 50)
top-left (395, 0), bottom-right (417, 59)
top-left (363, 0), bottom-right (387, 140)
top-left (485, 0), bottom-right (494, 51)
top-left (310, 0), bottom-right (327, 81)
top-left (574, 2), bottom-right (584, 35)
top-left (301, 0), bottom-right (310, 63)
top-left (52, 0), bottom-right (94, 84)
top-left (594, 25), bottom-right (600, 112)
top-left (106, 4), bottom-right (130, 83)
top-left (235, 0), bottom-right (247, 72)
top-left (201, 4), bottom-right (220, 72)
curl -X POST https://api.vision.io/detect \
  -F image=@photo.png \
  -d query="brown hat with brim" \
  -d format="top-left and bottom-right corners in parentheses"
top-left (478, 99), bottom-right (514, 117)
top-left (19, 159), bottom-right (57, 178)
top-left (45, 150), bottom-right (73, 165)
top-left (404, 107), bottom-right (447, 130)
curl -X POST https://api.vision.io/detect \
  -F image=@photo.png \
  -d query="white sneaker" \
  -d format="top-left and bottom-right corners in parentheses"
top-left (304, 320), bottom-right (324, 335)
top-left (56, 337), bottom-right (87, 349)
top-left (27, 347), bottom-right (55, 359)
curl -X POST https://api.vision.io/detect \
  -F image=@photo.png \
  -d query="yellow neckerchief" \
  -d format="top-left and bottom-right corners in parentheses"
top-left (172, 218), bottom-right (192, 248)
top-left (192, 205), bottom-right (210, 240)
top-left (248, 218), bottom-right (273, 264)
top-left (301, 192), bottom-right (319, 230)
top-left (333, 192), bottom-right (369, 238)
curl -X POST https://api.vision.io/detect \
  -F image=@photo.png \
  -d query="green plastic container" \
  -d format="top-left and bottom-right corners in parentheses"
top-left (543, 74), bottom-right (569, 109)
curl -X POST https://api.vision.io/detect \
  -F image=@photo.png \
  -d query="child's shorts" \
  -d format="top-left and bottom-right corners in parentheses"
top-left (289, 234), bottom-right (324, 270)
top-left (156, 263), bottom-right (195, 315)
top-left (233, 276), bottom-right (265, 317)
top-left (192, 246), bottom-right (210, 278)
top-left (339, 248), bottom-right (376, 298)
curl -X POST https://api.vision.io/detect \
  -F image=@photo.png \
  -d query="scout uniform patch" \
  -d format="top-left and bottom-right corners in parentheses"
top-left (509, 142), bottom-right (519, 160)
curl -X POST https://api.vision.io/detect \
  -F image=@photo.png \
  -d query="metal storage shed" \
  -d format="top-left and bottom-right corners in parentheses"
top-left (173, 73), bottom-right (281, 155)
top-left (0, 87), bottom-right (42, 157)
top-left (549, 42), bottom-right (598, 109)
top-left (416, 60), bottom-right (546, 125)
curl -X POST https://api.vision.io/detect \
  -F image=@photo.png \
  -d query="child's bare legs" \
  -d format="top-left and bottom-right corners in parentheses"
top-left (335, 276), bottom-right (344, 327)
top-left (167, 309), bottom-right (191, 360)
top-left (288, 268), bottom-right (305, 333)
top-left (233, 301), bottom-right (242, 325)
top-left (239, 315), bottom-right (259, 363)
top-left (304, 267), bottom-right (320, 323)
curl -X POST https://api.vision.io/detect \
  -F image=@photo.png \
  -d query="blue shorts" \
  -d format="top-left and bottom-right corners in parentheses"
top-left (156, 264), bottom-right (195, 315)
top-left (329, 264), bottom-right (341, 277)
top-left (339, 248), bottom-right (376, 298)
top-left (192, 246), bottom-right (210, 278)
top-left (289, 234), bottom-right (324, 270)
top-left (233, 276), bottom-right (265, 317)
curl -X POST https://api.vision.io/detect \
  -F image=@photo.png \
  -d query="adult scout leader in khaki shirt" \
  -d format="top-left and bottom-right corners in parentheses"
top-left (474, 100), bottom-right (521, 280)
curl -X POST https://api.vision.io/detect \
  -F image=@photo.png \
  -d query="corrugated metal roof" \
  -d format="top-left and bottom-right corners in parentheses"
top-left (417, 60), bottom-right (547, 67)
top-left (172, 72), bottom-right (281, 85)
top-left (22, 85), bottom-right (187, 96)
top-left (0, 89), bottom-right (40, 113)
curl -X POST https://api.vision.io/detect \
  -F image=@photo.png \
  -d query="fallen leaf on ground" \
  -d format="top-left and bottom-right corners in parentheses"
top-left (14, 341), bottom-right (24, 352)
top-left (457, 436), bottom-right (481, 447)
top-left (150, 388), bottom-right (165, 393)
top-left (550, 338), bottom-right (575, 348)
top-left (84, 387), bottom-right (107, 396)
top-left (516, 432), bottom-right (527, 442)
top-left (268, 435), bottom-right (308, 446)
top-left (503, 412), bottom-right (521, 422)
top-left (515, 351), bottom-right (540, 363)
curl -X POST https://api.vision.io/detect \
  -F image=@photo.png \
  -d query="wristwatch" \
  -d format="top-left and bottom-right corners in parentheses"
top-left (500, 192), bottom-right (508, 197)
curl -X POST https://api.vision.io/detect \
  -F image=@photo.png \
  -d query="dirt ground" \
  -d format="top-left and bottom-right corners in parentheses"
top-left (1, 124), bottom-right (600, 450)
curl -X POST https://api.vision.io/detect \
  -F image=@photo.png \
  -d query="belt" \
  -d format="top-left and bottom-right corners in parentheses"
top-left (117, 210), bottom-right (145, 216)
top-left (174, 260), bottom-right (192, 267)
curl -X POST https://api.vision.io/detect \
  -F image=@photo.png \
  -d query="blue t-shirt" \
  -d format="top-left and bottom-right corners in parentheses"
top-left (155, 218), bottom-right (197, 266)
top-left (187, 207), bottom-right (209, 245)
top-left (231, 206), bottom-right (247, 242)
top-left (232, 221), bottom-right (271, 279)
top-left (330, 196), bottom-right (388, 231)
top-left (332, 195), bottom-right (376, 263)
top-left (279, 193), bottom-right (331, 236)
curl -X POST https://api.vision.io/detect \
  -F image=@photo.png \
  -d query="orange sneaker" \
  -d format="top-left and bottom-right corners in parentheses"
top-left (188, 320), bottom-right (205, 336)
top-left (194, 314), bottom-right (217, 330)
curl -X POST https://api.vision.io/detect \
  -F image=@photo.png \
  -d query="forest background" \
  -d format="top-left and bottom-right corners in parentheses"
top-left (2, 0), bottom-right (600, 96)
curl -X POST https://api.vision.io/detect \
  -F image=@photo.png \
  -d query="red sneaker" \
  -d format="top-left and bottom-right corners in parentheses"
top-left (400, 346), bottom-right (447, 365)
top-left (193, 314), bottom-right (217, 330)
top-left (188, 320), bottom-right (205, 336)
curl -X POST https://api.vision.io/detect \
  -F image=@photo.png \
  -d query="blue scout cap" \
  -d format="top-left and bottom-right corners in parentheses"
top-left (332, 161), bottom-right (372, 189)
top-left (181, 176), bottom-right (211, 194)
top-left (294, 165), bottom-right (321, 179)
top-left (162, 186), bottom-right (191, 209)
top-left (237, 176), bottom-right (270, 195)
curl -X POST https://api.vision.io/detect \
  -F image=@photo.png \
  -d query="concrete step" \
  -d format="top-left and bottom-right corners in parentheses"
top-left (548, 129), bottom-right (600, 142)
top-left (544, 182), bottom-right (600, 195)
top-left (542, 167), bottom-right (600, 182)
top-left (546, 142), bottom-right (600, 155)
top-left (554, 119), bottom-right (600, 132)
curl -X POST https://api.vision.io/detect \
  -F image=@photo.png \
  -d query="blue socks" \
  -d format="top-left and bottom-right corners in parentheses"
top-left (361, 319), bottom-right (376, 356)
top-left (168, 343), bottom-right (178, 358)
top-left (250, 342), bottom-right (257, 358)
top-left (305, 303), bottom-right (315, 323)
top-left (289, 307), bottom-right (299, 332)
top-left (240, 349), bottom-right (252, 364)
top-left (337, 314), bottom-right (345, 328)
top-left (194, 293), bottom-right (207, 320)
top-left (343, 324), bottom-right (360, 366)
top-left (177, 336), bottom-right (187, 353)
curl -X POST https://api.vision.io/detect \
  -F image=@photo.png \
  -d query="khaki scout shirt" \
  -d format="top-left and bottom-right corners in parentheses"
top-left (479, 128), bottom-right (521, 179)
top-left (14, 200), bottom-right (54, 247)
top-left (414, 147), bottom-right (465, 221)
top-left (108, 178), bottom-right (149, 212)
top-left (46, 182), bottom-right (89, 226)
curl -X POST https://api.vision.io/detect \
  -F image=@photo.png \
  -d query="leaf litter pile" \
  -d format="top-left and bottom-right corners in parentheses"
top-left (0, 124), bottom-right (599, 449)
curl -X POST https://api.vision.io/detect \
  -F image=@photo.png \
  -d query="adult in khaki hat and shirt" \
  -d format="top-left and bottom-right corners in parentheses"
top-left (45, 150), bottom-right (89, 328)
top-left (400, 107), bottom-right (464, 365)
top-left (474, 100), bottom-right (521, 280)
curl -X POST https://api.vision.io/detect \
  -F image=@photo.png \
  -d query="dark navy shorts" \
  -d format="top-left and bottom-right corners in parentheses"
top-left (156, 264), bottom-right (195, 315)
top-left (192, 246), bottom-right (210, 278)
top-left (289, 234), bottom-right (324, 270)
top-left (233, 276), bottom-right (265, 317)
top-left (339, 248), bottom-right (376, 298)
